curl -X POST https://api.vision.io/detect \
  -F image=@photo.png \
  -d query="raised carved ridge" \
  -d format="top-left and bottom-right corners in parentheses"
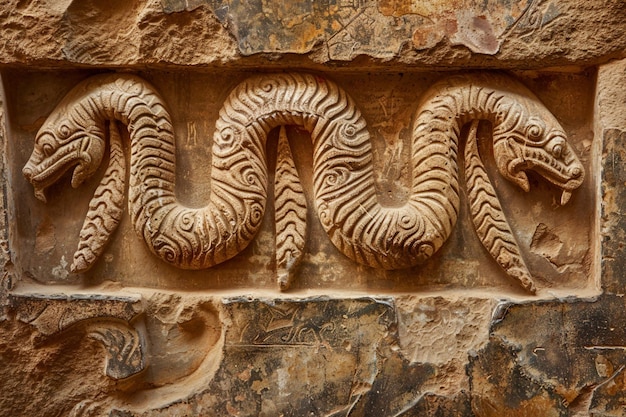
top-left (10, 293), bottom-right (145, 379)
top-left (464, 120), bottom-right (536, 293)
top-left (22, 72), bottom-right (585, 290)
top-left (274, 126), bottom-right (307, 291)
top-left (87, 321), bottom-right (144, 380)
top-left (72, 120), bottom-right (126, 273)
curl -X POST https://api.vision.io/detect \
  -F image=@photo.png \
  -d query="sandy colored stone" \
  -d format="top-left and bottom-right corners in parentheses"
top-left (0, 0), bottom-right (624, 69)
top-left (6, 69), bottom-right (594, 295)
top-left (0, 0), bottom-right (625, 415)
top-left (396, 296), bottom-right (497, 396)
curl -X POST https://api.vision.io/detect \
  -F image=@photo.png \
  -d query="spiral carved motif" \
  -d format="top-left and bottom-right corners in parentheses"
top-left (22, 72), bottom-right (585, 291)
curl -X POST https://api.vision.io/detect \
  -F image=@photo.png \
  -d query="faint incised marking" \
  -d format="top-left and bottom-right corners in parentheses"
top-left (245, 303), bottom-right (336, 346)
top-left (23, 72), bottom-right (585, 292)
top-left (186, 120), bottom-right (197, 146)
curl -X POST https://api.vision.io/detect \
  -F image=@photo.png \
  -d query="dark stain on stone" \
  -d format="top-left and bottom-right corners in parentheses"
top-left (589, 365), bottom-right (626, 415)
top-left (114, 297), bottom-right (443, 416)
top-left (469, 295), bottom-right (626, 416)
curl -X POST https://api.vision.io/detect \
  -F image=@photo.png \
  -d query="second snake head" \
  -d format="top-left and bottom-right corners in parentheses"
top-left (23, 111), bottom-right (106, 203)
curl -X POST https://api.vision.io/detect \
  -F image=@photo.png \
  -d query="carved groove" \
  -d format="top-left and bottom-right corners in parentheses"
top-left (23, 72), bottom-right (585, 289)
top-left (87, 321), bottom-right (144, 380)
top-left (464, 120), bottom-right (536, 293)
top-left (10, 293), bottom-right (145, 379)
top-left (274, 126), bottom-right (307, 291)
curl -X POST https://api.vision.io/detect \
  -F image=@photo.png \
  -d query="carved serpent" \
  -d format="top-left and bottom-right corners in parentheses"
top-left (23, 72), bottom-right (584, 290)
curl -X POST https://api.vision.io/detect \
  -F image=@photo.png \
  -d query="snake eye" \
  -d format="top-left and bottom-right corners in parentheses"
top-left (37, 133), bottom-right (56, 157)
top-left (550, 138), bottom-right (566, 159)
top-left (42, 143), bottom-right (54, 157)
top-left (58, 124), bottom-right (71, 139)
top-left (526, 122), bottom-right (544, 141)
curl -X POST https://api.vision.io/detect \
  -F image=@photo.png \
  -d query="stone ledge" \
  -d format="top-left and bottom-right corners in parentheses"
top-left (0, 0), bottom-right (624, 70)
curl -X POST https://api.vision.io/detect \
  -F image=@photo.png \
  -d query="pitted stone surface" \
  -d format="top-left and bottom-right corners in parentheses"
top-left (0, 1), bottom-right (624, 416)
top-left (0, 0), bottom-right (625, 68)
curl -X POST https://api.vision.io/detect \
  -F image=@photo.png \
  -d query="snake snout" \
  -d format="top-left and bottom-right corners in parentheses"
top-left (22, 165), bottom-right (34, 182)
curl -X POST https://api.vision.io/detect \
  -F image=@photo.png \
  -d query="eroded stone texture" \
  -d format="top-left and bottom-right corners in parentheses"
top-left (0, 295), bottom-right (482, 416)
top-left (469, 295), bottom-right (626, 416)
top-left (9, 292), bottom-right (145, 379)
top-left (0, 0), bottom-right (625, 69)
top-left (598, 59), bottom-right (626, 295)
top-left (8, 291), bottom-right (626, 415)
top-left (0, 290), bottom-right (225, 416)
top-left (397, 296), bottom-right (496, 397)
top-left (0, 0), bottom-right (624, 415)
top-left (599, 128), bottom-right (626, 294)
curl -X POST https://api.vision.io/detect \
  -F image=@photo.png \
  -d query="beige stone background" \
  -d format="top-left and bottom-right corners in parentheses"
top-left (0, 0), bottom-right (625, 416)
top-left (4, 69), bottom-right (595, 294)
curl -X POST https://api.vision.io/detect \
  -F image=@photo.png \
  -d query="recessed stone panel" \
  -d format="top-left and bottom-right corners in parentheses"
top-left (4, 69), bottom-right (595, 296)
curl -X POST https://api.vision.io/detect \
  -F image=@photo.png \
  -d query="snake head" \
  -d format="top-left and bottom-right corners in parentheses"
top-left (22, 112), bottom-right (106, 203)
top-left (493, 101), bottom-right (585, 205)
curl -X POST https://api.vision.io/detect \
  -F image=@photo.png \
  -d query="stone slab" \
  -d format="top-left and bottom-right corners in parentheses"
top-left (0, 0), bottom-right (624, 69)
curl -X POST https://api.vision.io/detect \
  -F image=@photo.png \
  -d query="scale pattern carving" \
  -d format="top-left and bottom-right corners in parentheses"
top-left (464, 120), bottom-right (535, 293)
top-left (72, 121), bottom-right (126, 273)
top-left (274, 126), bottom-right (307, 290)
top-left (23, 72), bottom-right (584, 291)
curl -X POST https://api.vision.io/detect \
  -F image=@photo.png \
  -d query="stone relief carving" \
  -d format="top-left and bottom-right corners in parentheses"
top-left (10, 293), bottom-right (145, 379)
top-left (274, 126), bottom-right (308, 290)
top-left (22, 72), bottom-right (584, 293)
top-left (464, 120), bottom-right (535, 292)
top-left (1, 0), bottom-right (623, 413)
top-left (73, 119), bottom-right (126, 274)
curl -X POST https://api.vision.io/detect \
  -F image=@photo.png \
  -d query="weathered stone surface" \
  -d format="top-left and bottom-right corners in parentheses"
top-left (115, 297), bottom-right (436, 416)
top-left (598, 59), bottom-right (626, 295)
top-left (0, 290), bottom-right (223, 416)
top-left (0, 1), bottom-right (625, 415)
top-left (8, 292), bottom-right (145, 379)
top-left (11, 292), bottom-right (626, 415)
top-left (0, 0), bottom-right (624, 69)
top-left (0, 295), bottom-right (485, 416)
top-left (469, 295), bottom-right (626, 416)
top-left (599, 128), bottom-right (626, 294)
top-left (5, 69), bottom-right (595, 294)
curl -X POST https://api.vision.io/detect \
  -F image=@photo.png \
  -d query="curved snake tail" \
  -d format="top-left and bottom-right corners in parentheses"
top-left (24, 73), bottom-right (584, 281)
top-left (71, 121), bottom-right (126, 273)
top-left (464, 120), bottom-right (537, 294)
top-left (274, 126), bottom-right (308, 291)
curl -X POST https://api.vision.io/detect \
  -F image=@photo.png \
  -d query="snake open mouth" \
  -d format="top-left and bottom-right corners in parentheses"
top-left (23, 135), bottom-right (103, 202)
top-left (507, 151), bottom-right (584, 206)
top-left (26, 159), bottom-right (86, 203)
top-left (21, 72), bottom-right (587, 293)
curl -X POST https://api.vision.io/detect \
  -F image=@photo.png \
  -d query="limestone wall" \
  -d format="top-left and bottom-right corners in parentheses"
top-left (1, 1), bottom-right (625, 416)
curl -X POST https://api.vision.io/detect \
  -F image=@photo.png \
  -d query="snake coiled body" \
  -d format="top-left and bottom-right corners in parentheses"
top-left (23, 72), bottom-right (585, 288)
